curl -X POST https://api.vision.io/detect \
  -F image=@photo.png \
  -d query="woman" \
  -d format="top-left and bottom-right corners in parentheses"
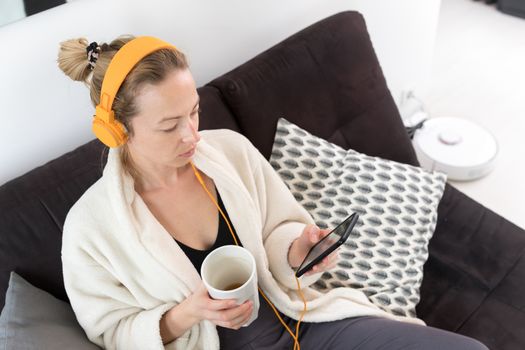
top-left (57, 35), bottom-right (488, 350)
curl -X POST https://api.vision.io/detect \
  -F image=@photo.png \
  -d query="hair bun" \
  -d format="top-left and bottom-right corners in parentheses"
top-left (57, 37), bottom-right (94, 83)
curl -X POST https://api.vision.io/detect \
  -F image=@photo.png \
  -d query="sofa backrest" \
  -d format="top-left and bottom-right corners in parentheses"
top-left (0, 11), bottom-right (416, 309)
top-left (208, 11), bottom-right (418, 166)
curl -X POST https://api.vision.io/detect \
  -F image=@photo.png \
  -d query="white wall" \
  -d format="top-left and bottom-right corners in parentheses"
top-left (0, 0), bottom-right (441, 185)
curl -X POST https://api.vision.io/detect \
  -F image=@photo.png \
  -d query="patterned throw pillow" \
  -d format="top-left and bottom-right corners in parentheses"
top-left (269, 118), bottom-right (447, 317)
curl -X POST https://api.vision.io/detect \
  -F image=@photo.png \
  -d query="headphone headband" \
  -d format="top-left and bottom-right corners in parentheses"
top-left (92, 36), bottom-right (177, 147)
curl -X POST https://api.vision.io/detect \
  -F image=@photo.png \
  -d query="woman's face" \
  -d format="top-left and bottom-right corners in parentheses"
top-left (127, 68), bottom-right (201, 169)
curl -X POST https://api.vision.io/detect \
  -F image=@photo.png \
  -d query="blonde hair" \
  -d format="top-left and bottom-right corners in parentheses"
top-left (56, 35), bottom-right (189, 185)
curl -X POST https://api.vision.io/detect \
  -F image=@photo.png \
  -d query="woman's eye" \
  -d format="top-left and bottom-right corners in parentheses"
top-left (162, 125), bottom-right (177, 133)
top-left (162, 108), bottom-right (199, 132)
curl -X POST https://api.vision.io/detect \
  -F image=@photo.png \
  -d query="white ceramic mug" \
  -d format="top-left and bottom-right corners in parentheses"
top-left (200, 245), bottom-right (259, 327)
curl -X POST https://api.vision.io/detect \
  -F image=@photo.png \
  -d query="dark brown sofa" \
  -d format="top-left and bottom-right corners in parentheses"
top-left (1, 11), bottom-right (523, 350)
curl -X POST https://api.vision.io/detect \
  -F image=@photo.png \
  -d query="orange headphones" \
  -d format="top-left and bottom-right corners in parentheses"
top-left (91, 36), bottom-right (175, 148)
top-left (95, 36), bottom-right (307, 348)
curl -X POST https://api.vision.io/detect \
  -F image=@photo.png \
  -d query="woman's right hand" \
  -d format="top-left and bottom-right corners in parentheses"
top-left (184, 282), bottom-right (254, 330)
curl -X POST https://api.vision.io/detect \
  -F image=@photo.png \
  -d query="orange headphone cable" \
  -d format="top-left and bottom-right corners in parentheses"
top-left (190, 162), bottom-right (307, 350)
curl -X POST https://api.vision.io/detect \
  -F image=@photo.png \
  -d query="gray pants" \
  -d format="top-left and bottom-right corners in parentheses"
top-left (218, 294), bottom-right (488, 350)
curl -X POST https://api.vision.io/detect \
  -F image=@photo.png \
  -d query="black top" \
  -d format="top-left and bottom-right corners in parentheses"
top-left (174, 190), bottom-right (241, 274)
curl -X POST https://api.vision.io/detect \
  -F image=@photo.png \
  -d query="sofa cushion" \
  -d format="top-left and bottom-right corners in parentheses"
top-left (417, 184), bottom-right (525, 349)
top-left (269, 118), bottom-right (446, 317)
top-left (0, 139), bottom-right (107, 310)
top-left (0, 272), bottom-right (100, 349)
top-left (196, 86), bottom-right (242, 132)
top-left (208, 11), bottom-right (418, 167)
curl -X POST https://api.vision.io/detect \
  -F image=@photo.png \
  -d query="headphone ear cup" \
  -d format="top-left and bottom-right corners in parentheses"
top-left (92, 117), bottom-right (128, 148)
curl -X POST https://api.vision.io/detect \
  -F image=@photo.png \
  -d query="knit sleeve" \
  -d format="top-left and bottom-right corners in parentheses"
top-left (249, 143), bottom-right (324, 291)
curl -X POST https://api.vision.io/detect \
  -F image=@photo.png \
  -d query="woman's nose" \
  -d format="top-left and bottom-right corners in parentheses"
top-left (181, 119), bottom-right (200, 144)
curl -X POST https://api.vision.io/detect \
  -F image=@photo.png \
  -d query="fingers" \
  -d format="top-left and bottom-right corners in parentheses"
top-left (304, 249), bottom-right (340, 276)
top-left (236, 305), bottom-right (255, 327)
top-left (324, 259), bottom-right (338, 271)
top-left (319, 228), bottom-right (331, 238)
top-left (321, 251), bottom-right (339, 270)
top-left (193, 282), bottom-right (254, 329)
top-left (300, 224), bottom-right (317, 245)
top-left (195, 283), bottom-right (236, 311)
top-left (206, 298), bottom-right (237, 311)
top-left (301, 225), bottom-right (332, 249)
top-left (221, 301), bottom-right (251, 321)
top-left (311, 227), bottom-right (332, 244)
top-left (309, 225), bottom-right (320, 243)
top-left (326, 248), bottom-right (340, 263)
top-left (226, 302), bottom-right (253, 329)
top-left (211, 300), bottom-right (253, 329)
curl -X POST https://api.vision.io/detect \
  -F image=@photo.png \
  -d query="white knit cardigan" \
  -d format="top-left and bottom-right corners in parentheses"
top-left (61, 129), bottom-right (424, 350)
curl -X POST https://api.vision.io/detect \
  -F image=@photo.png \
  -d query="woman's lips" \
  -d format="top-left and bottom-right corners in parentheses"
top-left (179, 146), bottom-right (195, 158)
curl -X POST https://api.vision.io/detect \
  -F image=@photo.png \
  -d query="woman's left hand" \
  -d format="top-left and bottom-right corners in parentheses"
top-left (287, 224), bottom-right (340, 276)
